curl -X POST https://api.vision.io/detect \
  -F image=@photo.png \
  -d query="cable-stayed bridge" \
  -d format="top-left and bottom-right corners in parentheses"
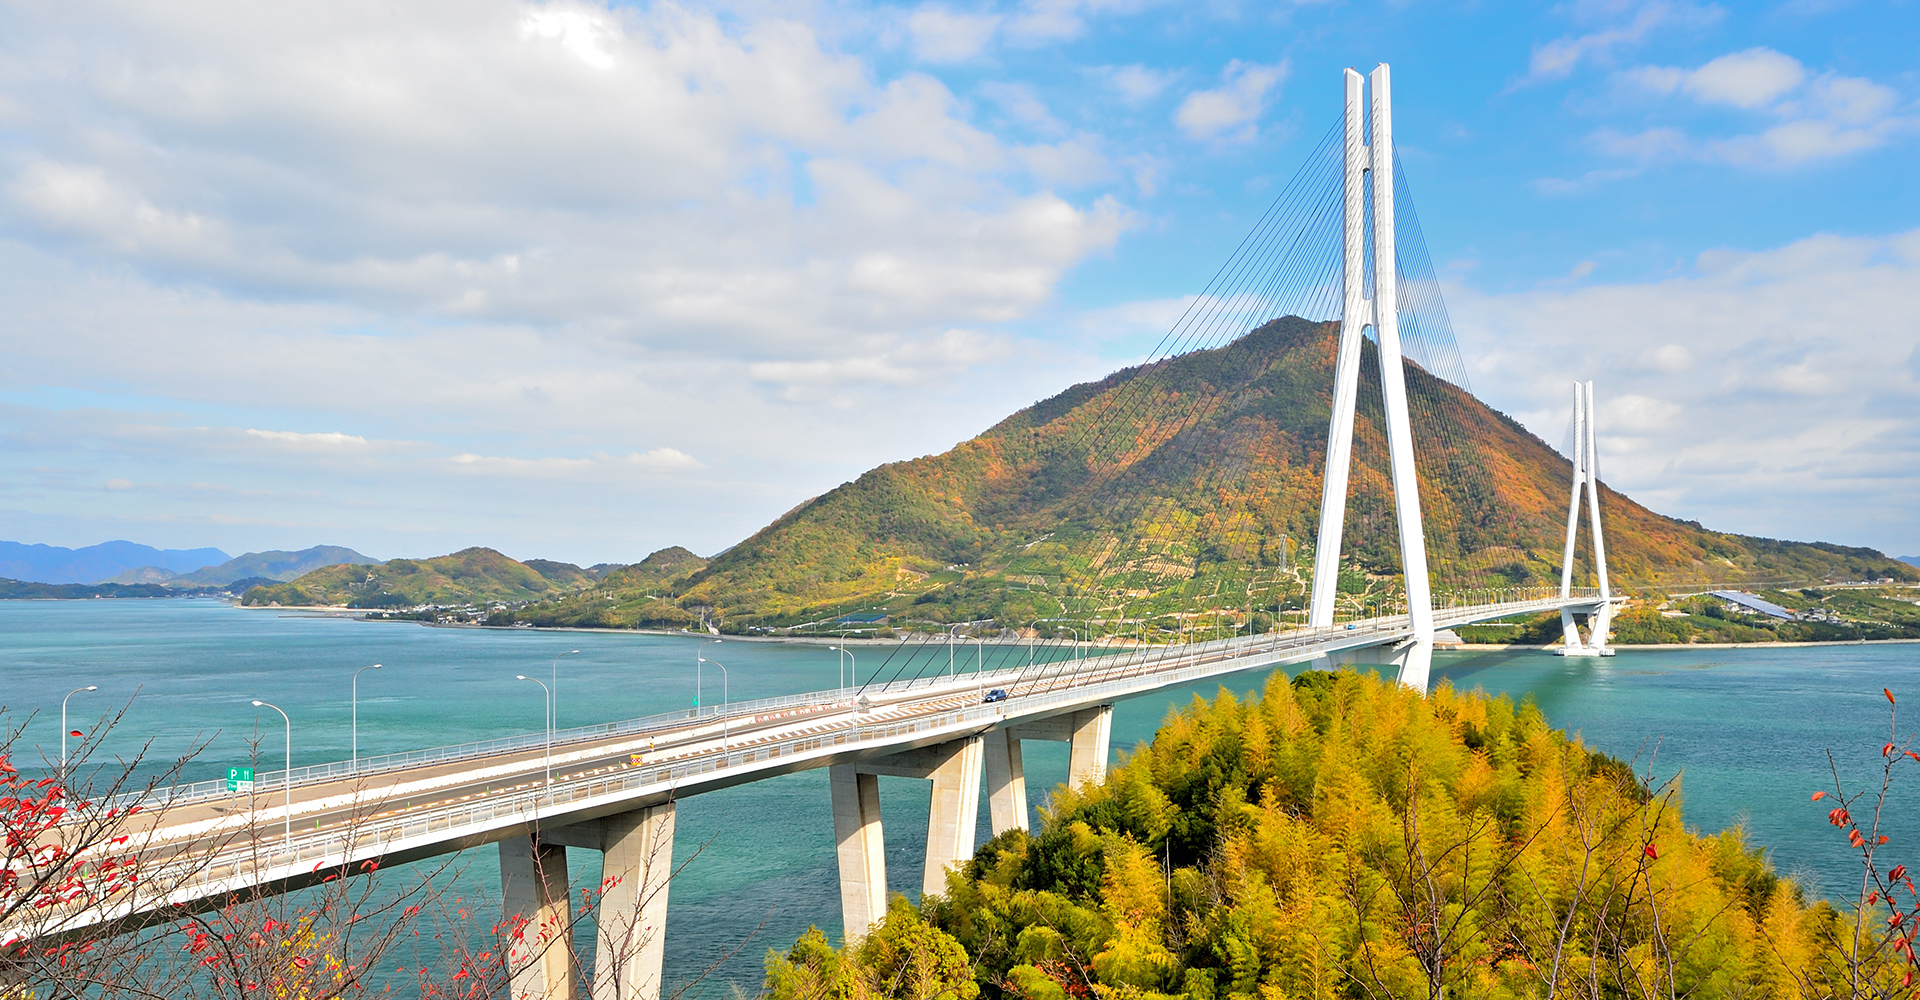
top-left (10, 63), bottom-right (1625, 1000)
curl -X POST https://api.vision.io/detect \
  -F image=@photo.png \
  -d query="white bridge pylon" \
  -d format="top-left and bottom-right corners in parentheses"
top-left (1556, 380), bottom-right (1616, 656)
top-left (1307, 62), bottom-right (1437, 691)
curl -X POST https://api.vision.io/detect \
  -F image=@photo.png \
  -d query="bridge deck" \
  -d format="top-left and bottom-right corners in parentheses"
top-left (15, 596), bottom-right (1605, 940)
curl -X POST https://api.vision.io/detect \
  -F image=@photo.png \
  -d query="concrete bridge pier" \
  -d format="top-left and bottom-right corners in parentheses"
top-left (1312, 643), bottom-right (1431, 690)
top-left (983, 728), bottom-right (1028, 835)
top-left (830, 736), bottom-right (984, 936)
top-left (500, 835), bottom-right (580, 1000)
top-left (504, 803), bottom-right (678, 1000)
top-left (1005, 705), bottom-right (1113, 792)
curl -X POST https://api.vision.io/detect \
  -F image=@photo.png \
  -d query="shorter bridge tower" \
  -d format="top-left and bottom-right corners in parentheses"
top-left (1556, 380), bottom-right (1615, 657)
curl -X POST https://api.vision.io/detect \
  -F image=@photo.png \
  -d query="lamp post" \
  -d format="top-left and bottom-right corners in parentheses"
top-left (829, 646), bottom-right (858, 692)
top-left (947, 623), bottom-right (965, 679)
top-left (695, 638), bottom-right (721, 714)
top-left (350, 663), bottom-right (381, 776)
top-left (249, 700), bottom-right (292, 851)
top-left (698, 656), bottom-right (730, 746)
top-left (550, 649), bottom-right (579, 732)
top-left (515, 676), bottom-right (553, 796)
top-left (60, 685), bottom-right (97, 780)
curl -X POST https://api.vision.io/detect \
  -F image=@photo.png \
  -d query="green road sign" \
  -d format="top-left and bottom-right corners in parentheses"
top-left (226, 766), bottom-right (255, 793)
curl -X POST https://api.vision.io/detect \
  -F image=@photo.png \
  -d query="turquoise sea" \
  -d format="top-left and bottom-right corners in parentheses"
top-left (5, 599), bottom-right (1918, 995)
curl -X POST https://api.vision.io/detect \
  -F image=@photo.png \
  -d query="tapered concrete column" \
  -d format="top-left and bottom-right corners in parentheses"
top-left (500, 836), bottom-right (577, 1000)
top-left (1067, 706), bottom-right (1112, 789)
top-left (593, 804), bottom-right (676, 1000)
top-left (1559, 609), bottom-right (1585, 652)
top-left (983, 729), bottom-right (1028, 835)
top-left (830, 764), bottom-right (887, 938)
top-left (921, 736), bottom-right (982, 896)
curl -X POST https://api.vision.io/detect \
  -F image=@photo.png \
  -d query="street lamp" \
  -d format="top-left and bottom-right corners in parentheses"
top-left (515, 676), bottom-right (553, 795)
top-left (695, 638), bottom-right (721, 713)
top-left (249, 700), bottom-right (292, 851)
top-left (351, 664), bottom-right (381, 776)
top-left (698, 656), bottom-right (730, 746)
top-left (550, 649), bottom-right (580, 732)
top-left (947, 624), bottom-right (966, 679)
top-left (60, 685), bottom-right (98, 780)
top-left (828, 646), bottom-right (858, 692)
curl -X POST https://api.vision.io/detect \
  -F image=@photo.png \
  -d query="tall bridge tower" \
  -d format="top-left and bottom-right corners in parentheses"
top-left (1308, 63), bottom-right (1437, 690)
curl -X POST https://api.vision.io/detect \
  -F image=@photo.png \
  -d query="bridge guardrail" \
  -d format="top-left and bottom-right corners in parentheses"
top-left (103, 599), bottom-right (1582, 880)
top-left (112, 594), bottom-right (1598, 812)
top-left (31, 597), bottom-right (1590, 932)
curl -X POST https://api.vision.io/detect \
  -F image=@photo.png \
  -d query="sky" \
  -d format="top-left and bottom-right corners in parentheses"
top-left (1, 0), bottom-right (1915, 567)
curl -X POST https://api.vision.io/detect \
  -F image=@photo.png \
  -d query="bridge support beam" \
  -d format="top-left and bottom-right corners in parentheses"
top-left (923, 739), bottom-right (982, 896)
top-left (500, 836), bottom-right (579, 1000)
top-left (593, 805), bottom-right (676, 1000)
top-left (847, 738), bottom-right (983, 900)
top-left (830, 765), bottom-right (887, 938)
top-left (1318, 643), bottom-right (1428, 688)
top-left (983, 728), bottom-right (1028, 835)
top-left (1068, 707), bottom-right (1112, 789)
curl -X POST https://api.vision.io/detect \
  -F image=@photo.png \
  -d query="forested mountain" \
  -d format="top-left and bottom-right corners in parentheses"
top-left (168, 545), bottom-right (377, 586)
top-left (569, 316), bottom-right (1908, 632)
top-left (0, 539), bottom-right (230, 584)
top-left (240, 547), bottom-right (599, 608)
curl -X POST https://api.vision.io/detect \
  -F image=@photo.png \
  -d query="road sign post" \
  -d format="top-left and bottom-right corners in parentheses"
top-left (226, 766), bottom-right (255, 794)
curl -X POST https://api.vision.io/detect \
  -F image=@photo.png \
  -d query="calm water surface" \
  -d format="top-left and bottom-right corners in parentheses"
top-left (5, 600), bottom-right (1917, 995)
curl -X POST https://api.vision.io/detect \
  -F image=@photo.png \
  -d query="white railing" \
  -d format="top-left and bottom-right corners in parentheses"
top-left (108, 591), bottom-right (1589, 809)
top-left (23, 596), bottom-right (1594, 936)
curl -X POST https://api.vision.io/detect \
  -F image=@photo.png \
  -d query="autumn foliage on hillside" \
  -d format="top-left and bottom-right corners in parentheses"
top-left (667, 317), bottom-right (1911, 629)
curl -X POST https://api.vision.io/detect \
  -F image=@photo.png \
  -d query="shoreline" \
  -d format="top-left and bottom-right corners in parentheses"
top-left (1448, 638), bottom-right (1920, 651)
top-left (251, 607), bottom-right (1920, 651)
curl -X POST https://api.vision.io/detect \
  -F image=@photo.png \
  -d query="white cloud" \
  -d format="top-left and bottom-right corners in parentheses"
top-left (907, 5), bottom-right (1002, 62)
top-left (979, 82), bottom-right (1064, 133)
top-left (1610, 49), bottom-right (1907, 168)
top-left (1629, 48), bottom-right (1806, 108)
top-left (1526, 2), bottom-right (1681, 82)
top-left (449, 448), bottom-right (701, 477)
top-left (1174, 60), bottom-right (1287, 143)
top-left (0, 0), bottom-right (1137, 562)
top-left (1094, 64), bottom-right (1176, 104)
top-left (245, 429), bottom-right (370, 448)
top-left (1452, 228), bottom-right (1920, 553)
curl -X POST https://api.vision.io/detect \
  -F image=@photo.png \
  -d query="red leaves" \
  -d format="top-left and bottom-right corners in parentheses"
top-left (1888, 688), bottom-right (1898, 705)
top-left (1886, 743), bottom-right (1898, 757)
top-left (1831, 807), bottom-right (1853, 827)
top-left (1893, 865), bottom-right (1908, 882)
top-left (1813, 791), bottom-right (1828, 801)
top-left (1643, 844), bottom-right (1659, 860)
top-left (1851, 830), bottom-right (1868, 848)
top-left (291, 955), bottom-right (313, 969)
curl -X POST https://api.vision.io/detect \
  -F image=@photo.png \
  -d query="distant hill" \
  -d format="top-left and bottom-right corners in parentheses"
top-left (166, 545), bottom-right (377, 586)
top-left (0, 540), bottom-right (230, 584)
top-left (241, 547), bottom-right (602, 608)
top-left (500, 547), bottom-right (711, 629)
top-left (514, 316), bottom-right (1911, 633)
top-left (101, 566), bottom-right (183, 585)
top-left (0, 578), bottom-right (252, 599)
top-left (1903, 556), bottom-right (1920, 569)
